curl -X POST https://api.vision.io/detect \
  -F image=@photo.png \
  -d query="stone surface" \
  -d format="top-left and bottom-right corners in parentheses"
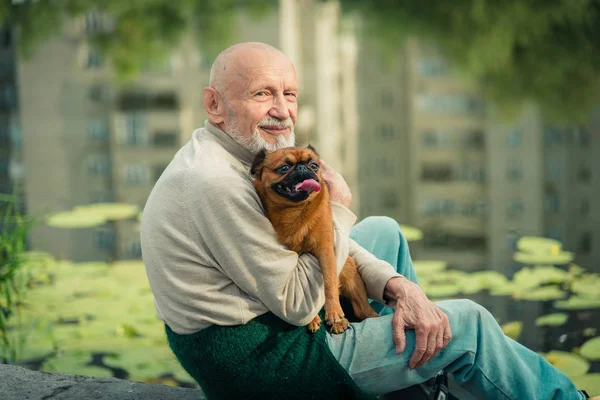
top-left (0, 364), bottom-right (207, 400)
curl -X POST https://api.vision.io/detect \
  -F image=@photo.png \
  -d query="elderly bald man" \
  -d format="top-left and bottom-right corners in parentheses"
top-left (141, 42), bottom-right (592, 400)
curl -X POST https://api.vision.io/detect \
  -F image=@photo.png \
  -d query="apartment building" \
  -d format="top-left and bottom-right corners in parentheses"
top-left (356, 37), bottom-right (600, 274)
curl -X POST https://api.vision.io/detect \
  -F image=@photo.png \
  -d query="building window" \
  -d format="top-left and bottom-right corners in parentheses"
top-left (545, 160), bottom-right (561, 181)
top-left (507, 199), bottom-right (524, 217)
top-left (121, 112), bottom-right (148, 146)
top-left (506, 128), bottom-right (522, 148)
top-left (465, 130), bottom-right (484, 148)
top-left (417, 57), bottom-right (447, 77)
top-left (545, 193), bottom-right (560, 213)
top-left (153, 131), bottom-right (178, 147)
top-left (507, 159), bottom-right (523, 182)
top-left (153, 164), bottom-right (168, 183)
top-left (379, 124), bottom-right (394, 140)
top-left (546, 227), bottom-right (563, 242)
top-left (578, 165), bottom-right (592, 183)
top-left (416, 93), bottom-right (483, 114)
top-left (579, 232), bottom-right (592, 254)
top-left (374, 158), bottom-right (394, 176)
top-left (580, 199), bottom-right (590, 217)
top-left (421, 164), bottom-right (452, 181)
top-left (86, 49), bottom-right (103, 69)
top-left (457, 163), bottom-right (486, 183)
top-left (380, 191), bottom-right (398, 208)
top-left (89, 85), bottom-right (105, 102)
top-left (124, 164), bottom-right (150, 186)
top-left (381, 90), bottom-right (394, 108)
top-left (88, 120), bottom-right (108, 141)
top-left (544, 127), bottom-right (562, 145)
top-left (128, 240), bottom-right (142, 258)
top-left (87, 154), bottom-right (110, 177)
top-left (91, 191), bottom-right (112, 203)
top-left (85, 11), bottom-right (103, 33)
top-left (575, 127), bottom-right (590, 147)
top-left (93, 229), bottom-right (114, 250)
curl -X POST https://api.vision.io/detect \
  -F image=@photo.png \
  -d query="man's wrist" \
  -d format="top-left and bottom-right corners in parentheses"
top-left (383, 276), bottom-right (407, 306)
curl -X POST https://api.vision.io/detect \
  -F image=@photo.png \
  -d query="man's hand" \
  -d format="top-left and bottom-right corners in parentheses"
top-left (384, 277), bottom-right (452, 369)
top-left (320, 160), bottom-right (352, 208)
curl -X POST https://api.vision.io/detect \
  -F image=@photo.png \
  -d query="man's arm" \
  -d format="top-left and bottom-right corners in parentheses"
top-left (187, 173), bottom-right (356, 327)
top-left (348, 239), bottom-right (401, 303)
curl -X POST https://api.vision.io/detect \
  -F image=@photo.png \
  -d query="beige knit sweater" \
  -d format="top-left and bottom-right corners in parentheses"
top-left (140, 121), bottom-right (400, 334)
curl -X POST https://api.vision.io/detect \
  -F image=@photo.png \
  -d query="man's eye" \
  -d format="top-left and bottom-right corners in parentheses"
top-left (277, 165), bottom-right (290, 173)
top-left (309, 162), bottom-right (319, 171)
top-left (256, 91), bottom-right (268, 97)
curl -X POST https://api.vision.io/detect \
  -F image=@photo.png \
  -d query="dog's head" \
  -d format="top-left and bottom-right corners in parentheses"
top-left (251, 145), bottom-right (323, 204)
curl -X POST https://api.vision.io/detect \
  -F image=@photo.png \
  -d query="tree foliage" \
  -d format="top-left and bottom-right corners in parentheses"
top-left (1, 0), bottom-right (274, 81)
top-left (335, 0), bottom-right (600, 123)
top-left (2, 0), bottom-right (600, 121)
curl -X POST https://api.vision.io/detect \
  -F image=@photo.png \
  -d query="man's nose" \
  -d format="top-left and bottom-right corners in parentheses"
top-left (269, 94), bottom-right (290, 120)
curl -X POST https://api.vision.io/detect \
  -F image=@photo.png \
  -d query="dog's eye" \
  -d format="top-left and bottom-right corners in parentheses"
top-left (309, 162), bottom-right (319, 171)
top-left (276, 165), bottom-right (290, 174)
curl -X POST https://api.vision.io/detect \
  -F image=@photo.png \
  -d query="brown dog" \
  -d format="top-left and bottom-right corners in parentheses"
top-left (251, 145), bottom-right (379, 334)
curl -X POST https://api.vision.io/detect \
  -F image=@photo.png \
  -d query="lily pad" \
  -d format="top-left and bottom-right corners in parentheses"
top-left (535, 313), bottom-right (569, 327)
top-left (413, 260), bottom-right (447, 276)
top-left (399, 225), bottom-right (423, 242)
top-left (422, 283), bottom-right (461, 298)
top-left (73, 203), bottom-right (140, 221)
top-left (554, 296), bottom-right (600, 310)
top-left (501, 321), bottom-right (523, 340)
top-left (514, 285), bottom-right (566, 301)
top-left (580, 337), bottom-right (600, 361)
top-left (571, 374), bottom-right (600, 396)
top-left (517, 236), bottom-right (562, 255)
top-left (513, 251), bottom-right (574, 265)
top-left (571, 274), bottom-right (600, 298)
top-left (46, 211), bottom-right (107, 228)
top-left (542, 351), bottom-right (590, 377)
top-left (461, 271), bottom-right (509, 294)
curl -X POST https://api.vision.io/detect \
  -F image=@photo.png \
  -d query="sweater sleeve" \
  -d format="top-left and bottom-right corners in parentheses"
top-left (348, 239), bottom-right (401, 304)
top-left (186, 173), bottom-right (356, 327)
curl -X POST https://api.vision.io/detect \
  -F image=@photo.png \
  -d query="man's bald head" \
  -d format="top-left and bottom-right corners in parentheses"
top-left (203, 42), bottom-right (298, 154)
top-left (209, 42), bottom-right (293, 96)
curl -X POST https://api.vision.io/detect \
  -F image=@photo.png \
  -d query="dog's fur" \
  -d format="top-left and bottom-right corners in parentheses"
top-left (251, 145), bottom-right (378, 333)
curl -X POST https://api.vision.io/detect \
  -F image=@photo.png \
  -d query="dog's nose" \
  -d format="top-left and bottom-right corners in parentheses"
top-left (296, 164), bottom-right (309, 174)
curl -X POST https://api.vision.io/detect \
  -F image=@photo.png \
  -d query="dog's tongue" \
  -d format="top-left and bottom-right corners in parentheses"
top-left (295, 179), bottom-right (321, 192)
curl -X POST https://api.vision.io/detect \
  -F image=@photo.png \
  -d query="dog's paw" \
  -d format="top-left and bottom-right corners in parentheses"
top-left (327, 317), bottom-right (349, 334)
top-left (306, 315), bottom-right (321, 333)
top-left (325, 309), bottom-right (349, 334)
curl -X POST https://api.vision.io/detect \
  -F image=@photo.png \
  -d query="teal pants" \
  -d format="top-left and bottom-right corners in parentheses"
top-left (326, 216), bottom-right (586, 400)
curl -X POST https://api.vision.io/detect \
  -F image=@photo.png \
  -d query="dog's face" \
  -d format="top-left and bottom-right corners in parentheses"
top-left (251, 145), bottom-right (323, 204)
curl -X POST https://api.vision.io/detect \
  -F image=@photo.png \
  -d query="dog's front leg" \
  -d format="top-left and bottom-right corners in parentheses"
top-left (316, 247), bottom-right (349, 334)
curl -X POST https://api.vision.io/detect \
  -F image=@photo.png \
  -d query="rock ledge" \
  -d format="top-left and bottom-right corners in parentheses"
top-left (0, 364), bottom-right (206, 400)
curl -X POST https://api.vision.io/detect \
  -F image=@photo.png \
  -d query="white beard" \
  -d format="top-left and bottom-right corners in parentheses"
top-left (229, 128), bottom-right (296, 154)
top-left (224, 112), bottom-right (296, 154)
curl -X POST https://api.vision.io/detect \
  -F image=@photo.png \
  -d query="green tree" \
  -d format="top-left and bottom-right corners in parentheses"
top-left (3, 0), bottom-right (600, 122)
top-left (335, 0), bottom-right (600, 123)
top-left (1, 0), bottom-right (274, 81)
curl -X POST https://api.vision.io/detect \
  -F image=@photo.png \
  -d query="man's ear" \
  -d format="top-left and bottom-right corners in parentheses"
top-left (306, 144), bottom-right (319, 156)
top-left (203, 87), bottom-right (225, 124)
top-left (250, 149), bottom-right (268, 178)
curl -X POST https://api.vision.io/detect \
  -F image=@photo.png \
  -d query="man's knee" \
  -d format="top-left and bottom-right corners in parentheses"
top-left (360, 216), bottom-right (402, 240)
top-left (444, 299), bottom-right (494, 326)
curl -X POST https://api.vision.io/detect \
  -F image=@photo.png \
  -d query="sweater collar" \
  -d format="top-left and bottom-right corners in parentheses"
top-left (203, 120), bottom-right (256, 167)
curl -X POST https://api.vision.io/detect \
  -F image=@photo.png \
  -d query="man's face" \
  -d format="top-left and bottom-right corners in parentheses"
top-left (220, 55), bottom-right (298, 153)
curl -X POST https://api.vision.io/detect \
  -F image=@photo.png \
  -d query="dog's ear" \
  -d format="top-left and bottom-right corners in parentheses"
top-left (306, 144), bottom-right (319, 156)
top-left (250, 149), bottom-right (268, 178)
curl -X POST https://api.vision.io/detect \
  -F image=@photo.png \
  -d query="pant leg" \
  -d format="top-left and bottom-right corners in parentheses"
top-left (337, 216), bottom-right (585, 399)
top-left (349, 216), bottom-right (418, 316)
